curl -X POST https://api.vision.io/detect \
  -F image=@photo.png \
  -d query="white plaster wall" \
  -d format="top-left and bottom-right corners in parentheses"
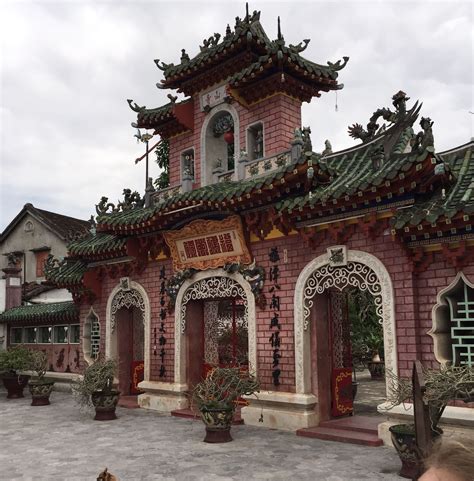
top-left (0, 213), bottom-right (68, 282)
top-left (0, 279), bottom-right (5, 313)
top-left (30, 288), bottom-right (73, 303)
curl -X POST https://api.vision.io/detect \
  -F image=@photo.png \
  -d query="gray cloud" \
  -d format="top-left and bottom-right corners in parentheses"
top-left (1, 0), bottom-right (472, 230)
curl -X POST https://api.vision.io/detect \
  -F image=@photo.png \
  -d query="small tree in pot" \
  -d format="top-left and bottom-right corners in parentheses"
top-left (72, 359), bottom-right (120, 421)
top-left (28, 350), bottom-right (55, 406)
top-left (0, 345), bottom-right (33, 398)
top-left (192, 367), bottom-right (260, 443)
top-left (384, 364), bottom-right (474, 479)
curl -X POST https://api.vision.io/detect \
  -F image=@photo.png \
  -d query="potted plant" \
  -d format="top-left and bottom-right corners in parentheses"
top-left (72, 358), bottom-right (120, 421)
top-left (0, 345), bottom-right (33, 398)
top-left (384, 364), bottom-right (474, 479)
top-left (28, 350), bottom-right (55, 406)
top-left (192, 367), bottom-right (260, 443)
top-left (366, 331), bottom-right (385, 380)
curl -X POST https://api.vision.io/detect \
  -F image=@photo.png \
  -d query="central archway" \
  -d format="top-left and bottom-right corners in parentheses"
top-left (294, 248), bottom-right (397, 395)
top-left (174, 269), bottom-right (256, 385)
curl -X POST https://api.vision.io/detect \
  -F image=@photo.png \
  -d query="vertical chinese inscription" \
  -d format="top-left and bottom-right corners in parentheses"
top-left (268, 247), bottom-right (282, 387)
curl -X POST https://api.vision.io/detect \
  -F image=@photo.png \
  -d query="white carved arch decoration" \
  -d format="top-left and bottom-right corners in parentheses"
top-left (200, 102), bottom-right (240, 186)
top-left (110, 289), bottom-right (146, 331)
top-left (180, 277), bottom-right (248, 333)
top-left (174, 269), bottom-right (256, 385)
top-left (105, 281), bottom-right (151, 381)
top-left (294, 249), bottom-right (397, 395)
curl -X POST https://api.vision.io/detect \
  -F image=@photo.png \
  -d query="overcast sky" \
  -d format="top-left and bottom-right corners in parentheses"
top-left (0, 0), bottom-right (472, 231)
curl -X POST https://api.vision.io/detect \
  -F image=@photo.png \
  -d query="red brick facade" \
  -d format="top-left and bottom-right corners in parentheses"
top-left (78, 225), bottom-right (474, 392)
top-left (168, 93), bottom-right (301, 188)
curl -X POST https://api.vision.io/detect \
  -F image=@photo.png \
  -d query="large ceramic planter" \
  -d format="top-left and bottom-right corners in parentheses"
top-left (367, 361), bottom-right (385, 380)
top-left (389, 424), bottom-right (420, 479)
top-left (29, 380), bottom-right (54, 406)
top-left (200, 406), bottom-right (234, 443)
top-left (389, 424), bottom-right (441, 479)
top-left (91, 390), bottom-right (120, 421)
top-left (2, 375), bottom-right (30, 399)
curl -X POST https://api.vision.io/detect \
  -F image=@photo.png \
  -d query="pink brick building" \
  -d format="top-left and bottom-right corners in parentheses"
top-left (9, 7), bottom-right (472, 442)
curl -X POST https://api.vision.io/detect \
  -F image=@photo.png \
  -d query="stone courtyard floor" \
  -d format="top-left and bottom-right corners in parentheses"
top-left (0, 389), bottom-right (403, 481)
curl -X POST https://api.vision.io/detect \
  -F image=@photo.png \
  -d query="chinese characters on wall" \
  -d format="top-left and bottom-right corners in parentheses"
top-left (154, 266), bottom-right (168, 378)
top-left (268, 247), bottom-right (282, 386)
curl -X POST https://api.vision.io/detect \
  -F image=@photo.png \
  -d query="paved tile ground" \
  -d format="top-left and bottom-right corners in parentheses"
top-left (353, 370), bottom-right (387, 417)
top-left (0, 388), bottom-right (402, 481)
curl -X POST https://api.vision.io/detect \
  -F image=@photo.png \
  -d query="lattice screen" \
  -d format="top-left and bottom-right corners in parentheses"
top-left (90, 314), bottom-right (100, 359)
top-left (448, 282), bottom-right (474, 366)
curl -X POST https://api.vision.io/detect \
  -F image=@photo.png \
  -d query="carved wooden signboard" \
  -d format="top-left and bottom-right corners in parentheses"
top-left (164, 216), bottom-right (252, 271)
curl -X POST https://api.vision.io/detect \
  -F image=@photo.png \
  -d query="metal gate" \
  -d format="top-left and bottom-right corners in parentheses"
top-left (329, 290), bottom-right (353, 417)
top-left (203, 298), bottom-right (248, 376)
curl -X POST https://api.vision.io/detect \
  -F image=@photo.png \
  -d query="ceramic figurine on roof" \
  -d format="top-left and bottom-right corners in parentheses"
top-left (34, 4), bottom-right (474, 446)
top-left (348, 90), bottom-right (413, 142)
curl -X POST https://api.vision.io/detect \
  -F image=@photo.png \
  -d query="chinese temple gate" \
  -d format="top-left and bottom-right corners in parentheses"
top-left (38, 5), bottom-right (473, 443)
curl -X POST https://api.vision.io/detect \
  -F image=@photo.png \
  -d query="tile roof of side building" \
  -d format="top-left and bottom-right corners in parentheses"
top-left (0, 203), bottom-right (91, 243)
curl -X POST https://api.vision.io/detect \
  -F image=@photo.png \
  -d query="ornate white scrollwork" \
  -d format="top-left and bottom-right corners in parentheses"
top-left (110, 289), bottom-right (145, 331)
top-left (303, 261), bottom-right (383, 330)
top-left (180, 277), bottom-right (248, 333)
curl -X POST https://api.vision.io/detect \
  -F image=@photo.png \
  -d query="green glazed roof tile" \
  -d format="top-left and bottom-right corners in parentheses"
top-left (0, 301), bottom-right (78, 324)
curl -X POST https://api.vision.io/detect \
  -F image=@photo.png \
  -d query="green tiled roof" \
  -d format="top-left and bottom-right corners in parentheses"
top-left (97, 153), bottom-right (311, 228)
top-left (276, 145), bottom-right (428, 214)
top-left (392, 141), bottom-right (474, 229)
top-left (153, 10), bottom-right (345, 96)
top-left (136, 102), bottom-right (173, 124)
top-left (44, 259), bottom-right (87, 286)
top-left (0, 301), bottom-right (78, 324)
top-left (68, 233), bottom-right (127, 257)
top-left (158, 14), bottom-right (271, 82)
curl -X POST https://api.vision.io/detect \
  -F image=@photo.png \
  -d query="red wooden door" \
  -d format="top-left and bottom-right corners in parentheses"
top-left (329, 290), bottom-right (353, 417)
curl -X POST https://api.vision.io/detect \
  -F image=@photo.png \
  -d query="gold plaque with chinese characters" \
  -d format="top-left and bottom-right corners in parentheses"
top-left (163, 216), bottom-right (252, 271)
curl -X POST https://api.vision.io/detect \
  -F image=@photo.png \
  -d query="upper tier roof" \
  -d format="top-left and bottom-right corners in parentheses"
top-left (152, 7), bottom-right (347, 97)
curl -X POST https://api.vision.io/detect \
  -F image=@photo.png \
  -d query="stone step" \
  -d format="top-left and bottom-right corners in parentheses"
top-left (118, 395), bottom-right (140, 409)
top-left (296, 426), bottom-right (383, 447)
top-left (319, 416), bottom-right (380, 435)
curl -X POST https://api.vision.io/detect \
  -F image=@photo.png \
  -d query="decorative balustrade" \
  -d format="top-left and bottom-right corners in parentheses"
top-left (217, 170), bottom-right (235, 183)
top-left (244, 151), bottom-right (291, 179)
top-left (152, 185), bottom-right (182, 203)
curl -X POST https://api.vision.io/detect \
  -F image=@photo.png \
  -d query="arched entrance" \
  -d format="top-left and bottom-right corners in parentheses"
top-left (174, 270), bottom-right (256, 387)
top-left (294, 248), bottom-right (397, 420)
top-left (106, 281), bottom-right (150, 395)
top-left (200, 103), bottom-right (240, 185)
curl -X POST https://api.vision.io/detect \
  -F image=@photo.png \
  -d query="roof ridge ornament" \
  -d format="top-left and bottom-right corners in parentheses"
top-left (289, 39), bottom-right (310, 53)
top-left (411, 117), bottom-right (435, 154)
top-left (327, 56), bottom-right (350, 71)
top-left (348, 90), bottom-right (413, 143)
top-left (276, 16), bottom-right (284, 45)
top-left (154, 58), bottom-right (174, 72)
top-left (180, 49), bottom-right (190, 64)
top-left (127, 99), bottom-right (146, 113)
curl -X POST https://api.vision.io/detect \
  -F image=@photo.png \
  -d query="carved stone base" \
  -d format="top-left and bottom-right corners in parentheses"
top-left (137, 381), bottom-right (189, 413)
top-left (241, 391), bottom-right (319, 431)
